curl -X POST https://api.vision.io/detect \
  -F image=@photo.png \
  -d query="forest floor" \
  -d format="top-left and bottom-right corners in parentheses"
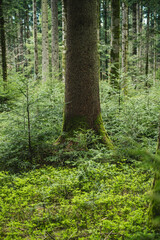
top-left (0, 160), bottom-right (158, 240)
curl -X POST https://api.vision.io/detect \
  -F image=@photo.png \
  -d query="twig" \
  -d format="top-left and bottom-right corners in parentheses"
top-left (104, 230), bottom-right (113, 240)
top-left (46, 232), bottom-right (55, 240)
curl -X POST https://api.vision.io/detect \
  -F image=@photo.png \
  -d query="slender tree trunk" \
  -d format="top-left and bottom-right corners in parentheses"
top-left (51, 0), bottom-right (59, 80)
top-left (62, 0), bottom-right (67, 82)
top-left (0, 0), bottom-right (7, 88)
top-left (61, 0), bottom-right (112, 148)
top-left (33, 0), bottom-right (38, 79)
top-left (139, 2), bottom-right (143, 71)
top-left (16, 11), bottom-right (24, 72)
top-left (24, 2), bottom-right (30, 41)
top-left (153, 12), bottom-right (157, 85)
top-left (136, 3), bottom-right (140, 69)
top-left (122, 0), bottom-right (128, 95)
top-left (110, 0), bottom-right (120, 86)
top-left (103, 0), bottom-right (108, 80)
top-left (132, 3), bottom-right (137, 56)
top-left (42, 0), bottom-right (49, 82)
top-left (145, 8), bottom-right (150, 78)
top-left (26, 81), bottom-right (32, 163)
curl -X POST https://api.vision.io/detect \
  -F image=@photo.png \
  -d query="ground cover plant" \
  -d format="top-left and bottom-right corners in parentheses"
top-left (0, 160), bottom-right (156, 240)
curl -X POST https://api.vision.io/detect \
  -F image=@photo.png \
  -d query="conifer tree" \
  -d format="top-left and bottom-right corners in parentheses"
top-left (61, 0), bottom-right (113, 148)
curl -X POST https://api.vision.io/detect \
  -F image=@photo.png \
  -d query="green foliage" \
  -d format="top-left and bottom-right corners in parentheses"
top-left (100, 81), bottom-right (160, 154)
top-left (0, 76), bottom-right (64, 172)
top-left (0, 160), bottom-right (156, 239)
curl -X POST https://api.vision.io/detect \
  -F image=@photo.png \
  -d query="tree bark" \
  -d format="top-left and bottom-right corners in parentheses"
top-left (51, 0), bottom-right (59, 80)
top-left (62, 0), bottom-right (67, 82)
top-left (42, 0), bottom-right (49, 82)
top-left (103, 0), bottom-right (109, 80)
top-left (61, 0), bottom-right (112, 148)
top-left (110, 0), bottom-right (120, 86)
top-left (139, 1), bottom-right (144, 72)
top-left (136, 3), bottom-right (140, 69)
top-left (145, 7), bottom-right (150, 78)
top-left (132, 3), bottom-right (137, 56)
top-left (33, 0), bottom-right (39, 79)
top-left (0, 0), bottom-right (7, 88)
top-left (122, 0), bottom-right (128, 95)
top-left (153, 12), bottom-right (157, 85)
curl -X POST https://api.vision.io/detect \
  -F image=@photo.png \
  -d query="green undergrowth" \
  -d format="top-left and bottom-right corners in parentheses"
top-left (0, 160), bottom-right (157, 240)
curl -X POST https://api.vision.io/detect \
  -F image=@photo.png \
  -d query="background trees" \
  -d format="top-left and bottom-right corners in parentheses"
top-left (1, 0), bottom-right (160, 88)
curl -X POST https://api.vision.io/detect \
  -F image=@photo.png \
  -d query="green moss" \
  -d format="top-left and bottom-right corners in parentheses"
top-left (54, 115), bottom-right (88, 145)
top-left (63, 115), bottom-right (89, 136)
top-left (94, 113), bottom-right (114, 149)
top-left (56, 113), bottom-right (113, 149)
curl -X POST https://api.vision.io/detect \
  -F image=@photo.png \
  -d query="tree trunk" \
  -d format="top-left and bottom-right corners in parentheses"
top-left (122, 0), bottom-right (128, 95)
top-left (139, 2), bottom-right (143, 71)
top-left (62, 0), bottom-right (67, 82)
top-left (51, 0), bottom-right (59, 80)
top-left (136, 3), bottom-right (140, 70)
top-left (25, 2), bottom-right (30, 40)
top-left (16, 11), bottom-right (24, 72)
top-left (132, 3), bottom-right (137, 56)
top-left (42, 0), bottom-right (49, 82)
top-left (153, 12), bottom-right (157, 85)
top-left (33, 0), bottom-right (38, 79)
top-left (145, 8), bottom-right (150, 78)
top-left (0, 0), bottom-right (7, 88)
top-left (110, 0), bottom-right (120, 86)
top-left (103, 0), bottom-right (109, 80)
top-left (61, 0), bottom-right (112, 148)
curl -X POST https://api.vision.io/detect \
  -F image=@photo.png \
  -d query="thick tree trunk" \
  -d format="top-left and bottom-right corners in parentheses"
top-left (62, 0), bottom-right (112, 148)
top-left (110, 0), bottom-right (120, 86)
top-left (122, 0), bottom-right (128, 95)
top-left (0, 0), bottom-right (7, 87)
top-left (33, 0), bottom-right (39, 79)
top-left (42, 0), bottom-right (49, 82)
top-left (51, 0), bottom-right (59, 80)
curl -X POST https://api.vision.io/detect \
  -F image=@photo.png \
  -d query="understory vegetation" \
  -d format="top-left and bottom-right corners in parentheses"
top-left (0, 76), bottom-right (160, 239)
